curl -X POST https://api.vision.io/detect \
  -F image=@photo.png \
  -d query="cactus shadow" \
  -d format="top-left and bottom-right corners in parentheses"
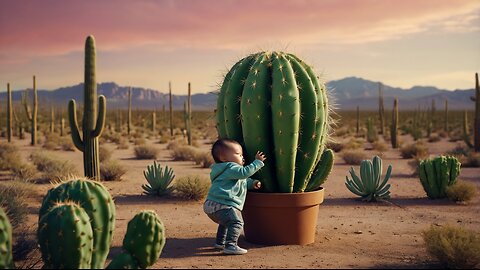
top-left (113, 194), bottom-right (185, 205)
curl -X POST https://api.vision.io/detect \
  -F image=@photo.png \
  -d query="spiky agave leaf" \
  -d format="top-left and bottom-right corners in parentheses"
top-left (345, 156), bottom-right (392, 202)
top-left (142, 161), bottom-right (175, 196)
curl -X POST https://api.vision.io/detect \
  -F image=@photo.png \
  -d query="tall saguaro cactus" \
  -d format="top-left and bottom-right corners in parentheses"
top-left (378, 83), bottom-right (385, 135)
top-left (128, 87), bottom-right (132, 135)
top-left (7, 83), bottom-right (12, 142)
top-left (50, 105), bottom-right (55, 133)
top-left (390, 98), bottom-right (398, 148)
top-left (22, 76), bottom-right (38, 145)
top-left (169, 81), bottom-right (173, 137)
top-left (444, 99), bottom-right (448, 134)
top-left (68, 35), bottom-right (106, 181)
top-left (356, 105), bottom-right (360, 135)
top-left (473, 73), bottom-right (480, 152)
top-left (187, 82), bottom-right (192, 145)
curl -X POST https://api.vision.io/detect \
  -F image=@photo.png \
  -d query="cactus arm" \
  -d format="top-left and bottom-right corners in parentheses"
top-left (372, 156), bottom-right (382, 188)
top-left (377, 165), bottom-right (392, 191)
top-left (437, 156), bottom-right (448, 197)
top-left (107, 252), bottom-right (140, 269)
top-left (92, 95), bottom-right (106, 138)
top-left (22, 90), bottom-right (33, 121)
top-left (305, 149), bottom-right (334, 191)
top-left (241, 54), bottom-right (277, 192)
top-left (68, 99), bottom-right (85, 152)
top-left (345, 177), bottom-right (365, 197)
top-left (223, 54), bottom-right (258, 142)
top-left (425, 160), bottom-right (439, 198)
top-left (271, 53), bottom-right (300, 193)
top-left (286, 55), bottom-right (319, 192)
top-left (0, 208), bottom-right (13, 269)
top-left (349, 167), bottom-right (365, 192)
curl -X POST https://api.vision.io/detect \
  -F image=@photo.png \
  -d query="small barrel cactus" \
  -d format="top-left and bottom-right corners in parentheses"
top-left (39, 178), bottom-right (115, 269)
top-left (216, 52), bottom-right (333, 193)
top-left (345, 155), bottom-right (392, 202)
top-left (38, 203), bottom-right (93, 269)
top-left (419, 155), bottom-right (461, 199)
top-left (0, 207), bottom-right (13, 269)
top-left (106, 252), bottom-right (139, 269)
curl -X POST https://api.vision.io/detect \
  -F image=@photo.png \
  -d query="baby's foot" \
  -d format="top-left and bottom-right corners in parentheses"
top-left (223, 245), bottom-right (248, 255)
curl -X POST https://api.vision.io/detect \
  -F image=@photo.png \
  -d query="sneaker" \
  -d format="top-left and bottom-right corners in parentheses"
top-left (223, 245), bottom-right (248, 255)
top-left (213, 243), bottom-right (225, 250)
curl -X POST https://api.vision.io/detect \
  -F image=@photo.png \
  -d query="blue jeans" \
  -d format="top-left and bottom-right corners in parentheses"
top-left (206, 207), bottom-right (244, 248)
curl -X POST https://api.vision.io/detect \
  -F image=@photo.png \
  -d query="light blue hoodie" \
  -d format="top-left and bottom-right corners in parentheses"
top-left (206, 159), bottom-right (264, 210)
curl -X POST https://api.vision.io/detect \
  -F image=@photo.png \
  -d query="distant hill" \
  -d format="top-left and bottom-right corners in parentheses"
top-left (1, 77), bottom-right (475, 110)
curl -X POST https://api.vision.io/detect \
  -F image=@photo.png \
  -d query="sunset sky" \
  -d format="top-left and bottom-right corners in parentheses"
top-left (0, 0), bottom-right (479, 94)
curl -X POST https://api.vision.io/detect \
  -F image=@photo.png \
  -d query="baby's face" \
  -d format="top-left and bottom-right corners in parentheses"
top-left (222, 143), bottom-right (245, 166)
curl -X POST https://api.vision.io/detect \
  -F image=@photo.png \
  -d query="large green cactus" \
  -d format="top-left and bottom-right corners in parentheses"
top-left (390, 98), bottom-right (398, 148)
top-left (38, 203), bottom-right (93, 269)
top-left (0, 208), bottom-right (13, 269)
top-left (108, 210), bottom-right (166, 269)
top-left (216, 52), bottom-right (332, 193)
top-left (419, 156), bottom-right (461, 199)
top-left (39, 178), bottom-right (115, 269)
top-left (6, 83), bottom-right (12, 143)
top-left (22, 76), bottom-right (38, 146)
top-left (69, 35), bottom-right (106, 181)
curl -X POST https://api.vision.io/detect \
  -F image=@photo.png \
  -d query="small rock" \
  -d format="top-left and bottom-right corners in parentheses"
top-left (354, 230), bottom-right (363, 234)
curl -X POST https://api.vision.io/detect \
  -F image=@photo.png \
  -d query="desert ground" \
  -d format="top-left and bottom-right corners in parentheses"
top-left (2, 129), bottom-right (478, 269)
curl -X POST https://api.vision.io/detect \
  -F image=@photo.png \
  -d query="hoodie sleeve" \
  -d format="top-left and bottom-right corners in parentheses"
top-left (247, 178), bottom-right (256, 190)
top-left (225, 160), bottom-right (264, 179)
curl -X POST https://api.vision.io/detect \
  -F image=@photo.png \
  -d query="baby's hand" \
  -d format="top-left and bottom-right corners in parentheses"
top-left (253, 180), bottom-right (262, 190)
top-left (255, 151), bottom-right (266, 162)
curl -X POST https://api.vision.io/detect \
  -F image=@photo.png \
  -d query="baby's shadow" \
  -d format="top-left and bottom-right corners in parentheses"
top-left (161, 236), bottom-right (264, 258)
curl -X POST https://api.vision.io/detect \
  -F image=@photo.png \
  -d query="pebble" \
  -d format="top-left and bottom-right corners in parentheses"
top-left (354, 230), bottom-right (363, 234)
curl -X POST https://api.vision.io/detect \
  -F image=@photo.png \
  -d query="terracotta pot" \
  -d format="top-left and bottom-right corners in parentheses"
top-left (242, 188), bottom-right (324, 245)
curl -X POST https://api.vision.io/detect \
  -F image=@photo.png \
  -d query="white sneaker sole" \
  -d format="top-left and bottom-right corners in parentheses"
top-left (223, 248), bottom-right (248, 255)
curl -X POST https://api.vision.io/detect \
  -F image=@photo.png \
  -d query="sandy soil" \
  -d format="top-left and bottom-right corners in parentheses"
top-left (4, 134), bottom-right (480, 269)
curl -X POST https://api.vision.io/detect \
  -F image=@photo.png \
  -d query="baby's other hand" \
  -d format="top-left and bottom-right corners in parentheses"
top-left (253, 180), bottom-right (262, 190)
top-left (255, 151), bottom-right (266, 162)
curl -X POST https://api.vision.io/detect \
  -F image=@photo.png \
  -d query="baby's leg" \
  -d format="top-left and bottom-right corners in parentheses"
top-left (216, 224), bottom-right (227, 245)
top-left (223, 208), bottom-right (244, 248)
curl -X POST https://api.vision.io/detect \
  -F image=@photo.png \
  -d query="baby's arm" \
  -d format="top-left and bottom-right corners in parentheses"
top-left (227, 159), bottom-right (264, 179)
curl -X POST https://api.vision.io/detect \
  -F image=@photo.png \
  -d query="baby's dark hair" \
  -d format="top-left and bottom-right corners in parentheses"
top-left (211, 138), bottom-right (241, 163)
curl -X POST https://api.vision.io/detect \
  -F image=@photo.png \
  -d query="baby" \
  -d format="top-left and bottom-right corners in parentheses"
top-left (203, 138), bottom-right (266, 255)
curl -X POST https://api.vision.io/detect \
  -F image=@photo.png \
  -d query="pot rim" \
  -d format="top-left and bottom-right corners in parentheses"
top-left (245, 187), bottom-right (324, 208)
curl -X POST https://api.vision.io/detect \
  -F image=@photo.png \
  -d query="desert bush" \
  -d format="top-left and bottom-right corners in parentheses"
top-left (428, 134), bottom-right (441, 143)
top-left (30, 152), bottom-right (78, 182)
top-left (171, 145), bottom-right (198, 161)
top-left (59, 137), bottom-right (75, 151)
top-left (99, 145), bottom-right (113, 162)
top-left (0, 143), bottom-right (23, 171)
top-left (372, 141), bottom-right (388, 152)
top-left (446, 181), bottom-right (477, 203)
top-left (117, 137), bottom-right (129, 149)
top-left (342, 150), bottom-right (368, 165)
top-left (422, 224), bottom-right (480, 269)
top-left (345, 138), bottom-right (364, 150)
top-left (326, 141), bottom-right (343, 153)
top-left (134, 145), bottom-right (159, 159)
top-left (448, 145), bottom-right (480, 168)
top-left (100, 160), bottom-right (126, 181)
top-left (134, 138), bottom-right (147, 145)
top-left (174, 176), bottom-right (210, 201)
top-left (166, 140), bottom-right (179, 150)
top-left (193, 151), bottom-right (215, 168)
top-left (400, 142), bottom-right (428, 159)
top-left (0, 181), bottom-right (37, 226)
top-left (11, 163), bottom-right (38, 182)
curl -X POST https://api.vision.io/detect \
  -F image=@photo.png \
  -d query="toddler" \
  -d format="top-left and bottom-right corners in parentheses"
top-left (203, 138), bottom-right (266, 255)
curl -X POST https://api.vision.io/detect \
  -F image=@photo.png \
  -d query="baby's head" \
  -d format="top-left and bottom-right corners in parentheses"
top-left (211, 139), bottom-right (245, 165)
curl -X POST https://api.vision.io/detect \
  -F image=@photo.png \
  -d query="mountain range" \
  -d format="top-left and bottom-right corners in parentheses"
top-left (1, 77), bottom-right (475, 110)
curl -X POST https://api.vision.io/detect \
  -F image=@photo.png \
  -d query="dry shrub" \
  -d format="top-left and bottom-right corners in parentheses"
top-left (372, 141), bottom-right (388, 152)
top-left (400, 142), bottom-right (428, 159)
top-left (99, 145), bottom-right (113, 162)
top-left (193, 151), bottom-right (215, 168)
top-left (428, 134), bottom-right (441, 143)
top-left (166, 140), bottom-right (179, 150)
top-left (326, 141), bottom-right (343, 153)
top-left (0, 143), bottom-right (23, 171)
top-left (59, 137), bottom-right (75, 151)
top-left (345, 138), bottom-right (364, 150)
top-left (423, 224), bottom-right (480, 269)
top-left (30, 152), bottom-right (78, 183)
top-left (0, 181), bottom-right (37, 226)
top-left (342, 150), bottom-right (368, 165)
top-left (446, 181), bottom-right (477, 203)
top-left (448, 144), bottom-right (480, 168)
top-left (100, 160), bottom-right (126, 181)
top-left (117, 137), bottom-right (129, 150)
top-left (11, 163), bottom-right (38, 182)
top-left (174, 176), bottom-right (210, 201)
top-left (134, 145), bottom-right (159, 159)
top-left (134, 138), bottom-right (147, 146)
top-left (171, 145), bottom-right (198, 161)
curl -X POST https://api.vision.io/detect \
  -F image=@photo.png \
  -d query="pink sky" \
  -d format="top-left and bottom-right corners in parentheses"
top-left (1, 0), bottom-right (479, 93)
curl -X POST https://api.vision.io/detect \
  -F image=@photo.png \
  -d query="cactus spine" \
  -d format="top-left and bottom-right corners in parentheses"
top-left (419, 156), bottom-right (460, 199)
top-left (68, 35), bottom-right (106, 181)
top-left (169, 81), bottom-right (173, 137)
top-left (22, 76), bottom-right (38, 145)
top-left (39, 178), bottom-right (115, 269)
top-left (0, 208), bottom-right (13, 269)
top-left (378, 83), bottom-right (385, 135)
top-left (474, 73), bottom-right (480, 152)
top-left (38, 203), bottom-right (93, 269)
top-left (217, 52), bottom-right (332, 193)
top-left (128, 87), bottom-right (132, 135)
top-left (391, 98), bottom-right (398, 148)
top-left (6, 83), bottom-right (12, 143)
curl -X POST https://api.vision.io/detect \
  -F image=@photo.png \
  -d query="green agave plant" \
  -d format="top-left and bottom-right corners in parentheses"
top-left (142, 161), bottom-right (175, 196)
top-left (345, 155), bottom-right (392, 202)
